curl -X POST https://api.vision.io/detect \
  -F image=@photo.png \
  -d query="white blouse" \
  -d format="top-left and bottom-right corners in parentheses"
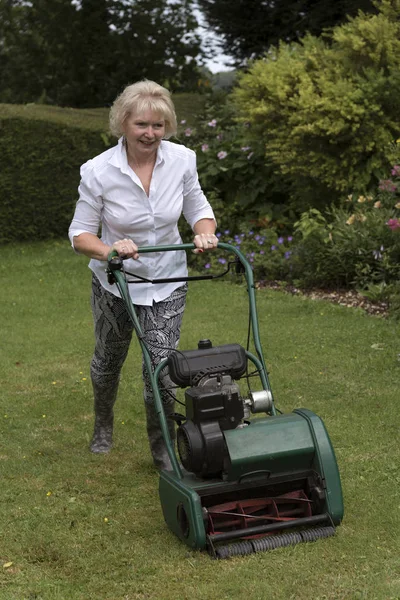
top-left (69, 138), bottom-right (215, 305)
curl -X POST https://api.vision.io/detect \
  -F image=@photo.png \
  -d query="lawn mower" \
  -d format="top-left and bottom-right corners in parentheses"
top-left (107, 242), bottom-right (344, 558)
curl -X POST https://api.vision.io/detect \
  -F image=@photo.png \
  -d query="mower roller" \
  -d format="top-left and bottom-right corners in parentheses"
top-left (107, 242), bottom-right (344, 558)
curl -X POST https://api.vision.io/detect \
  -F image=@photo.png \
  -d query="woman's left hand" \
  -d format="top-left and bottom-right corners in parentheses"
top-left (193, 233), bottom-right (218, 254)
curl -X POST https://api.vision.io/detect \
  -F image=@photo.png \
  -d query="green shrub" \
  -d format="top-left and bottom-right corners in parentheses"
top-left (194, 147), bottom-right (400, 317)
top-left (232, 3), bottom-right (400, 211)
top-left (291, 180), bottom-right (400, 291)
top-left (0, 104), bottom-right (112, 244)
top-left (286, 155), bottom-right (400, 317)
top-left (178, 96), bottom-right (293, 232)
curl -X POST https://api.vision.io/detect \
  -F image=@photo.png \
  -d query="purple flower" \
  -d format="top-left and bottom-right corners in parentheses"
top-left (224, 229), bottom-right (230, 235)
top-left (259, 250), bottom-right (265, 255)
top-left (208, 119), bottom-right (217, 127)
top-left (284, 251), bottom-right (292, 259)
top-left (217, 151), bottom-right (228, 160)
top-left (249, 230), bottom-right (254, 235)
top-left (204, 263), bottom-right (211, 269)
top-left (379, 179), bottom-right (397, 192)
top-left (271, 245), bottom-right (276, 251)
top-left (184, 128), bottom-right (192, 137)
top-left (216, 232), bottom-right (222, 238)
top-left (287, 236), bottom-right (293, 242)
top-left (277, 237), bottom-right (284, 244)
top-left (201, 144), bottom-right (209, 152)
top-left (218, 258), bottom-right (226, 264)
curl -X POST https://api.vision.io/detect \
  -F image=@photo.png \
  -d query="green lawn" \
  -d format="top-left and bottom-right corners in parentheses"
top-left (0, 240), bottom-right (399, 600)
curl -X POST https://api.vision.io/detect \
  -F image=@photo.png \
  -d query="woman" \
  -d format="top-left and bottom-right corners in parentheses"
top-left (69, 80), bottom-right (217, 469)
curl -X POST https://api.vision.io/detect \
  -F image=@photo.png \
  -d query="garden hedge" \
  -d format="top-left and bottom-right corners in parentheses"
top-left (0, 96), bottom-right (206, 245)
top-left (0, 104), bottom-right (111, 244)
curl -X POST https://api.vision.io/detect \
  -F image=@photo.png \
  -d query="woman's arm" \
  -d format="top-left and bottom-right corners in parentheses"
top-left (72, 233), bottom-right (111, 261)
top-left (69, 161), bottom-right (139, 261)
top-left (73, 233), bottom-right (139, 261)
top-left (193, 218), bottom-right (216, 236)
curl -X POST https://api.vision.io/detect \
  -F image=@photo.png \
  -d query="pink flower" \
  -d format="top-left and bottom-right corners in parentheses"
top-left (386, 218), bottom-right (400, 231)
top-left (201, 144), bottom-right (209, 152)
top-left (379, 179), bottom-right (397, 192)
top-left (180, 119), bottom-right (186, 125)
top-left (217, 151), bottom-right (228, 160)
top-left (391, 165), bottom-right (400, 177)
top-left (208, 119), bottom-right (217, 127)
top-left (184, 128), bottom-right (192, 137)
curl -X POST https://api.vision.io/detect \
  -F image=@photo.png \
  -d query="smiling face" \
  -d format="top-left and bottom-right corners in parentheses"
top-left (123, 110), bottom-right (166, 161)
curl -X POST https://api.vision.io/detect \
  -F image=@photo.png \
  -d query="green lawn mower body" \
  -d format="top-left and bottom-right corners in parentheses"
top-left (107, 243), bottom-right (344, 558)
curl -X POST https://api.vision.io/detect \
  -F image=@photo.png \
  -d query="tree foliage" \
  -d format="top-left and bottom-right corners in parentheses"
top-left (232, 3), bottom-right (400, 209)
top-left (0, 0), bottom-right (204, 107)
top-left (197, 0), bottom-right (377, 65)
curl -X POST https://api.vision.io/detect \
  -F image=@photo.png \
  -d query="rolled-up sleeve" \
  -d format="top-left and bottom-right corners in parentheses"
top-left (182, 150), bottom-right (215, 229)
top-left (68, 160), bottom-right (103, 248)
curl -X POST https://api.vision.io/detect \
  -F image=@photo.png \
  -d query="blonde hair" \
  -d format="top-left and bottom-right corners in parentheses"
top-left (109, 80), bottom-right (177, 139)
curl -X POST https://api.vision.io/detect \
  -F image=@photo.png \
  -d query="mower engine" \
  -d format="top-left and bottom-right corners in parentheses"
top-left (168, 339), bottom-right (272, 478)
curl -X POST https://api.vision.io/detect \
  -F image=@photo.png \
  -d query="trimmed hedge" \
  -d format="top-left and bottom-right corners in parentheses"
top-left (0, 104), bottom-right (111, 244)
top-left (0, 97), bottom-right (206, 244)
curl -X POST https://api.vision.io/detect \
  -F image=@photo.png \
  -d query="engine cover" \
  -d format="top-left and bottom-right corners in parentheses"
top-left (176, 374), bottom-right (244, 477)
top-left (185, 385), bottom-right (243, 430)
top-left (177, 420), bottom-right (226, 477)
top-left (168, 342), bottom-right (247, 387)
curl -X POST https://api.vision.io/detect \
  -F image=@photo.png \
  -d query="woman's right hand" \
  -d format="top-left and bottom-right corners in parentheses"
top-left (111, 238), bottom-right (139, 260)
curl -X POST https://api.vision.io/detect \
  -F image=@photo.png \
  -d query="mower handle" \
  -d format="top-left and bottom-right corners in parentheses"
top-left (107, 242), bottom-right (250, 276)
top-left (108, 241), bottom-right (241, 258)
top-left (107, 241), bottom-right (267, 377)
top-left (108, 242), bottom-right (197, 261)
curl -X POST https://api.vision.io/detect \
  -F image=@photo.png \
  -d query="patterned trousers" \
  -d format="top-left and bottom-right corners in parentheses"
top-left (90, 274), bottom-right (187, 467)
